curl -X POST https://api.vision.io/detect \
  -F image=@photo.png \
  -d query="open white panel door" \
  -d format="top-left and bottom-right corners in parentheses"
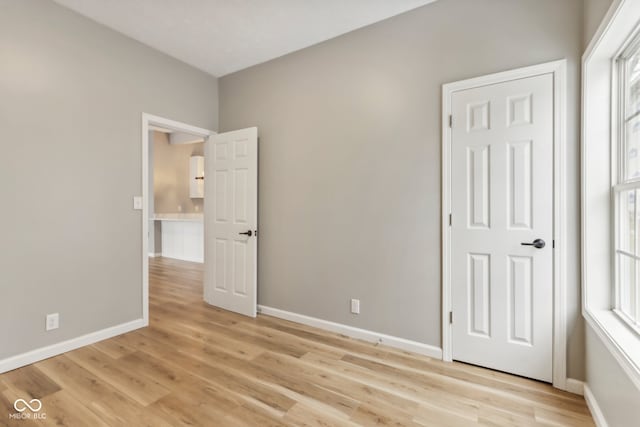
top-left (204, 127), bottom-right (258, 317)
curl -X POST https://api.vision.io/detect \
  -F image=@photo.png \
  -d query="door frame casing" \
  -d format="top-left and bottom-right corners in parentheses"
top-left (440, 60), bottom-right (568, 390)
top-left (141, 113), bottom-right (215, 325)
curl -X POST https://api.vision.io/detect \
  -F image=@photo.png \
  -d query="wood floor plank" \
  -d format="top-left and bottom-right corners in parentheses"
top-left (266, 351), bottom-right (422, 412)
top-left (340, 353), bottom-right (541, 417)
top-left (229, 318), bottom-right (346, 360)
top-left (222, 403), bottom-right (289, 427)
top-left (283, 402), bottom-right (361, 427)
top-left (148, 392), bottom-right (234, 427)
top-left (92, 338), bottom-right (138, 360)
top-left (0, 365), bottom-right (61, 400)
top-left (477, 405), bottom-right (540, 427)
top-left (533, 406), bottom-right (596, 427)
top-left (300, 351), bottom-right (481, 421)
top-left (40, 390), bottom-right (111, 427)
top-left (0, 256), bottom-right (594, 426)
top-left (148, 310), bottom-right (265, 359)
top-left (64, 346), bottom-right (171, 407)
top-left (257, 315), bottom-right (397, 361)
top-left (118, 334), bottom-right (296, 422)
top-left (36, 355), bottom-right (173, 427)
top-left (245, 355), bottom-right (360, 419)
top-left (351, 403), bottom-right (424, 427)
top-left (411, 403), bottom-right (478, 427)
top-left (120, 349), bottom-right (296, 415)
top-left (0, 390), bottom-right (40, 427)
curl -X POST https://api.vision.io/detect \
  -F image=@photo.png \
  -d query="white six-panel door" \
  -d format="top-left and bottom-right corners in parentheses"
top-left (204, 127), bottom-right (258, 317)
top-left (451, 74), bottom-right (553, 382)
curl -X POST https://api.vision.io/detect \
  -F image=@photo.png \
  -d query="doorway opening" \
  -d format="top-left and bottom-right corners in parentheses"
top-left (141, 114), bottom-right (259, 324)
top-left (149, 127), bottom-right (206, 261)
top-left (141, 113), bottom-right (214, 325)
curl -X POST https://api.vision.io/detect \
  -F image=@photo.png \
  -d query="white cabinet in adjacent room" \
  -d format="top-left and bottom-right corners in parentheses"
top-left (190, 155), bottom-right (205, 198)
top-left (158, 216), bottom-right (204, 263)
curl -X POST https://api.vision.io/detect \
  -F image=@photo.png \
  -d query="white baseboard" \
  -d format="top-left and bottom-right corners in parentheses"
top-left (565, 378), bottom-right (584, 395)
top-left (148, 252), bottom-right (162, 258)
top-left (0, 318), bottom-right (146, 374)
top-left (161, 254), bottom-right (204, 263)
top-left (584, 384), bottom-right (609, 427)
top-left (258, 305), bottom-right (442, 359)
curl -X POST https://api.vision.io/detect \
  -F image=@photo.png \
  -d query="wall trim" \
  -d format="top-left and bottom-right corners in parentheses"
top-left (148, 252), bottom-right (162, 258)
top-left (161, 254), bottom-right (204, 263)
top-left (584, 384), bottom-right (610, 427)
top-left (0, 319), bottom-right (145, 374)
top-left (441, 59), bottom-right (569, 390)
top-left (258, 305), bottom-right (443, 359)
top-left (565, 378), bottom-right (585, 395)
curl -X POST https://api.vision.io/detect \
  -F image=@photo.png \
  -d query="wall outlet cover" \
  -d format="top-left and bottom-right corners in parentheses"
top-left (46, 313), bottom-right (59, 331)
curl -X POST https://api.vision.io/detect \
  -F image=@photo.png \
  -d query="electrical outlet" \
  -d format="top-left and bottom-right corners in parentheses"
top-left (350, 299), bottom-right (360, 314)
top-left (46, 313), bottom-right (59, 331)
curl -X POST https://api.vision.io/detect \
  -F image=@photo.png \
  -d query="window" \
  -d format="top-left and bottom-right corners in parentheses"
top-left (615, 33), bottom-right (640, 331)
top-left (584, 0), bottom-right (640, 389)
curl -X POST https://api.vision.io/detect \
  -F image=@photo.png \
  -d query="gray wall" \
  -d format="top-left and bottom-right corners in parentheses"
top-left (585, 327), bottom-right (640, 427)
top-left (583, 0), bottom-right (614, 48)
top-left (220, 0), bottom-right (584, 379)
top-left (0, 0), bottom-right (218, 360)
top-left (581, 1), bottom-right (640, 425)
top-left (153, 131), bottom-right (204, 214)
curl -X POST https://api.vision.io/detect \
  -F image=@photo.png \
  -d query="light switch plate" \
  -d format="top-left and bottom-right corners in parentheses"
top-left (351, 299), bottom-right (360, 314)
top-left (133, 196), bottom-right (143, 210)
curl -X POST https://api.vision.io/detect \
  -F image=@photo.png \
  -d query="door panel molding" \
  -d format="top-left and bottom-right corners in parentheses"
top-left (204, 127), bottom-right (258, 317)
top-left (441, 60), bottom-right (568, 390)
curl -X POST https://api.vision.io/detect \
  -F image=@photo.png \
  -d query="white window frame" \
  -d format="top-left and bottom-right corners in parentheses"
top-left (583, 0), bottom-right (640, 391)
top-left (613, 34), bottom-right (640, 332)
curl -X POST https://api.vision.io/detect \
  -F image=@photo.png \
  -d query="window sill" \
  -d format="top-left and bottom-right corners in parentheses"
top-left (612, 309), bottom-right (640, 336)
top-left (584, 308), bottom-right (640, 390)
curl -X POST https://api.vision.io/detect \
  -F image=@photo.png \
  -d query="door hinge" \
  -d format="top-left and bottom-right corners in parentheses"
top-left (449, 115), bottom-right (453, 128)
top-left (449, 311), bottom-right (453, 324)
top-left (553, 239), bottom-right (555, 248)
top-left (449, 214), bottom-right (452, 226)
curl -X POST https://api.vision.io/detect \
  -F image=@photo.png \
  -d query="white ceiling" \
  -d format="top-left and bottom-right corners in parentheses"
top-left (52, 0), bottom-right (436, 77)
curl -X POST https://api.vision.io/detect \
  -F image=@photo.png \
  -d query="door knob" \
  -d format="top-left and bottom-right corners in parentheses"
top-left (239, 230), bottom-right (253, 237)
top-left (521, 238), bottom-right (545, 249)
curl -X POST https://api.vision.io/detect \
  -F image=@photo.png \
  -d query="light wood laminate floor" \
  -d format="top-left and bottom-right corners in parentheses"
top-left (0, 257), bottom-right (594, 426)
